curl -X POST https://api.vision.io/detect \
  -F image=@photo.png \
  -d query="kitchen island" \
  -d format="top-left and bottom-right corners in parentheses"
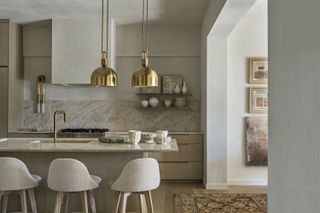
top-left (0, 138), bottom-right (178, 212)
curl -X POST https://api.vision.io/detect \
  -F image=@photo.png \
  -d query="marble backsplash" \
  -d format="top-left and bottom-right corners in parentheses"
top-left (22, 100), bottom-right (201, 132)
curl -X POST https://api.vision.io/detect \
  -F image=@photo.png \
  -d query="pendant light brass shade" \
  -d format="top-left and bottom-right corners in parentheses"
top-left (132, 53), bottom-right (158, 87)
top-left (132, 0), bottom-right (158, 87)
top-left (91, 52), bottom-right (117, 87)
top-left (90, 0), bottom-right (117, 87)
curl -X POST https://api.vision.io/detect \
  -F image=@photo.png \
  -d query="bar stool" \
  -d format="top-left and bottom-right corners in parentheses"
top-left (47, 158), bottom-right (101, 213)
top-left (0, 157), bottom-right (41, 213)
top-left (111, 158), bottom-right (160, 213)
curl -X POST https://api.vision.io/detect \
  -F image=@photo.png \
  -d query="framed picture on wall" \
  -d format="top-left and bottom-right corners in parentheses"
top-left (246, 117), bottom-right (268, 166)
top-left (248, 57), bottom-right (268, 84)
top-left (248, 87), bottom-right (268, 114)
top-left (162, 75), bottom-right (183, 94)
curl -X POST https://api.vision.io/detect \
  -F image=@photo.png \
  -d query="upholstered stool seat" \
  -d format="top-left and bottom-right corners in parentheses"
top-left (111, 158), bottom-right (160, 213)
top-left (48, 158), bottom-right (102, 213)
top-left (0, 157), bottom-right (41, 213)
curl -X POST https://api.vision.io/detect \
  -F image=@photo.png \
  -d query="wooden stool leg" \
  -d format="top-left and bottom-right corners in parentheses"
top-left (1, 193), bottom-right (8, 213)
top-left (20, 190), bottom-right (28, 213)
top-left (54, 192), bottom-right (64, 213)
top-left (113, 192), bottom-right (122, 213)
top-left (88, 190), bottom-right (97, 213)
top-left (63, 193), bottom-right (69, 213)
top-left (139, 193), bottom-right (148, 213)
top-left (145, 191), bottom-right (154, 213)
top-left (28, 189), bottom-right (37, 213)
top-left (81, 191), bottom-right (89, 213)
top-left (120, 192), bottom-right (130, 213)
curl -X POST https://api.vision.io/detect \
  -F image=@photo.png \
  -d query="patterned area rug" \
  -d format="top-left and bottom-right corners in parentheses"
top-left (174, 193), bottom-right (267, 213)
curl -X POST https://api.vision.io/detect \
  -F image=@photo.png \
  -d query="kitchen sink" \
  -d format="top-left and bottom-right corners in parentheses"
top-left (29, 139), bottom-right (93, 144)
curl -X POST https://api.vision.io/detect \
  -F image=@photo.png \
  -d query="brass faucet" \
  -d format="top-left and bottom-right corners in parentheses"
top-left (53, 110), bottom-right (67, 143)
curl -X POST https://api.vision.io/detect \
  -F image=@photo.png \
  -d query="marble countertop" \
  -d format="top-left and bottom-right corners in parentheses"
top-left (9, 130), bottom-right (203, 135)
top-left (0, 138), bottom-right (179, 153)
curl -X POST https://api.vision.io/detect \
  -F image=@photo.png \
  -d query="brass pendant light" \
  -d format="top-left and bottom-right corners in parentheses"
top-left (132, 0), bottom-right (158, 87)
top-left (91, 0), bottom-right (118, 87)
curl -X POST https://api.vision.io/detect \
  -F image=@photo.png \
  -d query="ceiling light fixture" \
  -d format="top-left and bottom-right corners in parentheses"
top-left (132, 0), bottom-right (158, 87)
top-left (91, 0), bottom-right (117, 87)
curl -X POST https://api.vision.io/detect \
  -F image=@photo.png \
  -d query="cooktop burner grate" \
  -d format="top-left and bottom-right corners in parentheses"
top-left (60, 128), bottom-right (109, 133)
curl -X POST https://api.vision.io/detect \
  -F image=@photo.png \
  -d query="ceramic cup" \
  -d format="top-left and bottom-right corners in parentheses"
top-left (129, 130), bottom-right (141, 144)
top-left (166, 136), bottom-right (172, 143)
top-left (156, 130), bottom-right (168, 138)
top-left (155, 137), bottom-right (166, 144)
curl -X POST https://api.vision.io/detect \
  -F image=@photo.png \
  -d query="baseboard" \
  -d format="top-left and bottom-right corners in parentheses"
top-left (204, 182), bottom-right (228, 190)
top-left (227, 179), bottom-right (268, 186)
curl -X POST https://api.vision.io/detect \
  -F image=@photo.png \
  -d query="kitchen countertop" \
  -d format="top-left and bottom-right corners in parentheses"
top-left (9, 130), bottom-right (203, 135)
top-left (0, 138), bottom-right (179, 153)
top-left (8, 131), bottom-right (203, 139)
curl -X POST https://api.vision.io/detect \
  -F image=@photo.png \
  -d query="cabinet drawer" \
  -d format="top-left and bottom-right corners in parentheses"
top-left (154, 143), bottom-right (202, 162)
top-left (0, 22), bottom-right (9, 66)
top-left (170, 134), bottom-right (203, 144)
top-left (159, 162), bottom-right (203, 180)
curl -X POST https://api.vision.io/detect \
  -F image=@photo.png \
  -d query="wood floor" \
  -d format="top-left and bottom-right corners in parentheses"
top-left (126, 182), bottom-right (267, 213)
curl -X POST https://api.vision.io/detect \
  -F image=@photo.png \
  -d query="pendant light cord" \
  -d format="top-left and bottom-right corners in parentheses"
top-left (101, 0), bottom-right (104, 54)
top-left (141, 0), bottom-right (145, 53)
top-left (141, 0), bottom-right (149, 57)
top-left (101, 0), bottom-right (109, 55)
top-left (106, 0), bottom-right (109, 54)
top-left (146, 0), bottom-right (149, 53)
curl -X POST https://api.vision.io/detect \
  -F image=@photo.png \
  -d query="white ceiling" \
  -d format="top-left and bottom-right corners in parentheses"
top-left (0, 0), bottom-right (211, 25)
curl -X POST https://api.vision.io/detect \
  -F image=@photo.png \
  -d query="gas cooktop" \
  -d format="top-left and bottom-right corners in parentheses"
top-left (60, 128), bottom-right (109, 133)
top-left (58, 128), bottom-right (109, 138)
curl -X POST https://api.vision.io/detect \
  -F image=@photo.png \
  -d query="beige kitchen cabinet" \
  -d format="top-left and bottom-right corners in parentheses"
top-left (0, 67), bottom-right (9, 137)
top-left (159, 162), bottom-right (203, 180)
top-left (154, 133), bottom-right (204, 181)
top-left (0, 20), bottom-right (23, 137)
top-left (51, 18), bottom-right (116, 84)
top-left (0, 20), bottom-right (9, 66)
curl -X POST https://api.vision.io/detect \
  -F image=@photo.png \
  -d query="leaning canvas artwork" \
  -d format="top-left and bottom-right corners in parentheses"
top-left (246, 117), bottom-right (268, 166)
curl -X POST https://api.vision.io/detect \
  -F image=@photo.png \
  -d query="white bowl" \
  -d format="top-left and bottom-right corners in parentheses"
top-left (149, 97), bottom-right (159, 107)
top-left (141, 100), bottom-right (149, 108)
top-left (164, 100), bottom-right (172, 108)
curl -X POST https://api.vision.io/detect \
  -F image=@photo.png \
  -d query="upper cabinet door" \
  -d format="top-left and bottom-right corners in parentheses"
top-left (0, 21), bottom-right (9, 66)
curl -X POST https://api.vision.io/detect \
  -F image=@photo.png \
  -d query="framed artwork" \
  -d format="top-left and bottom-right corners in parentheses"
top-left (162, 75), bottom-right (183, 94)
top-left (248, 57), bottom-right (268, 84)
top-left (246, 117), bottom-right (268, 166)
top-left (248, 87), bottom-right (268, 114)
top-left (139, 77), bottom-right (162, 94)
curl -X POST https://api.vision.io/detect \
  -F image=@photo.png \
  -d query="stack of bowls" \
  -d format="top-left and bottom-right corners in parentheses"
top-left (174, 97), bottom-right (187, 108)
